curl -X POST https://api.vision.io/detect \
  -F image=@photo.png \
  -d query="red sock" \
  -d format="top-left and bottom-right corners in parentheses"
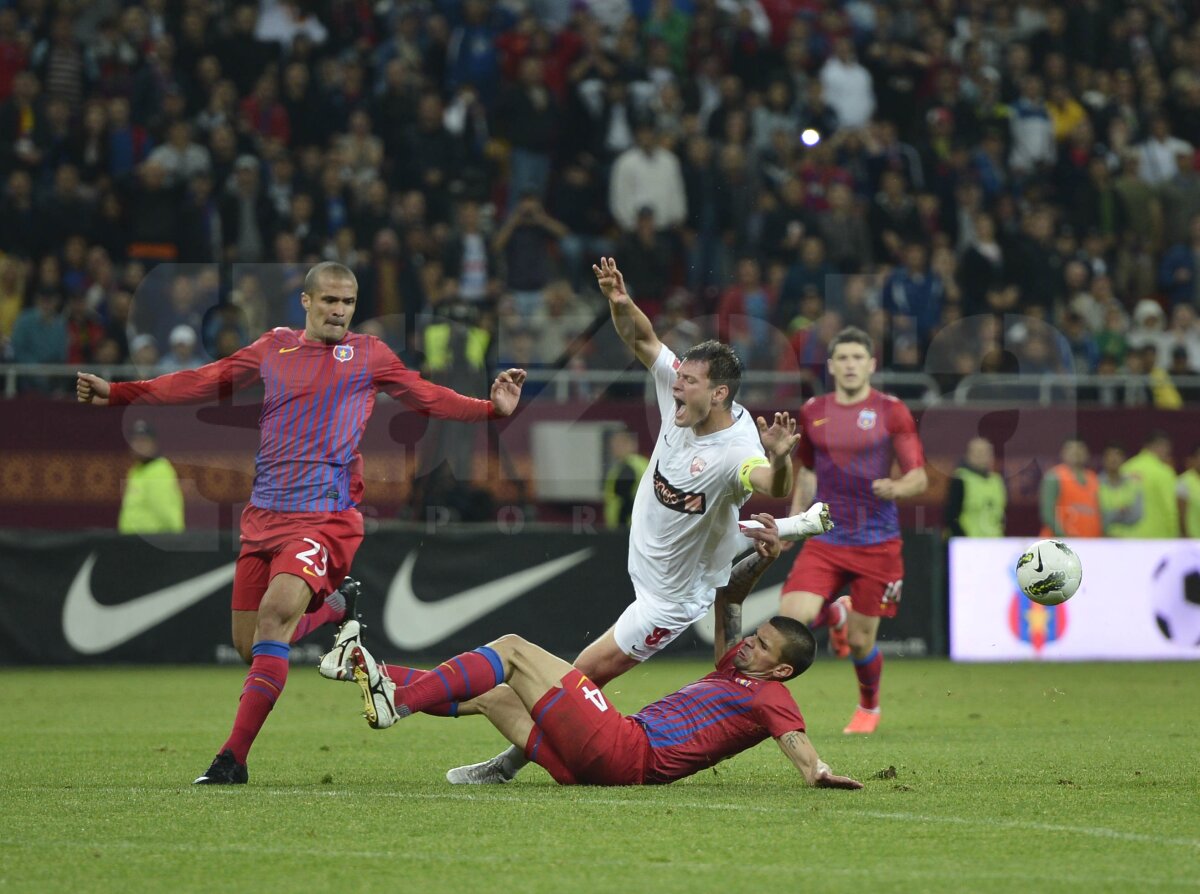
top-left (395, 646), bottom-right (505, 714)
top-left (384, 664), bottom-right (458, 717)
top-left (811, 601), bottom-right (831, 629)
top-left (853, 647), bottom-right (882, 711)
top-left (289, 601), bottom-right (341, 643)
top-left (222, 641), bottom-right (289, 764)
top-left (525, 726), bottom-right (576, 784)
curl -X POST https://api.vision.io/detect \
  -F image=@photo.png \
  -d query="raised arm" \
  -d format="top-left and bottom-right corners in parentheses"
top-left (748, 412), bottom-right (799, 498)
top-left (712, 514), bottom-right (781, 665)
top-left (376, 350), bottom-right (525, 420)
top-left (593, 257), bottom-right (662, 369)
top-left (775, 730), bottom-right (863, 789)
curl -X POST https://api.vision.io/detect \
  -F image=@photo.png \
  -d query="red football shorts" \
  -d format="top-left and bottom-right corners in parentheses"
top-left (232, 505), bottom-right (364, 613)
top-left (529, 669), bottom-right (650, 785)
top-left (782, 537), bottom-right (904, 618)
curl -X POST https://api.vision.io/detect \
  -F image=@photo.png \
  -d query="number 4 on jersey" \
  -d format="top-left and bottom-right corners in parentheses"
top-left (582, 685), bottom-right (608, 712)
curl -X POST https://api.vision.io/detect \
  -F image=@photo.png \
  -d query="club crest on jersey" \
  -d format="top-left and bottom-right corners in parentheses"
top-left (652, 463), bottom-right (706, 515)
top-left (857, 408), bottom-right (877, 430)
top-left (333, 344), bottom-right (355, 363)
top-left (690, 455), bottom-right (707, 475)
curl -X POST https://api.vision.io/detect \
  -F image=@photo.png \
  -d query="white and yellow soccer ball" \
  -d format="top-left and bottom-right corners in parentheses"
top-left (1016, 539), bottom-right (1083, 606)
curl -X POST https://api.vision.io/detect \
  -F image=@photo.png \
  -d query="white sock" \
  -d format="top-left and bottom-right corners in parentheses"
top-left (499, 743), bottom-right (528, 778)
top-left (324, 589), bottom-right (346, 614)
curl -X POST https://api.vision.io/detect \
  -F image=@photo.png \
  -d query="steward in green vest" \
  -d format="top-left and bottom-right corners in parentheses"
top-left (944, 437), bottom-right (1006, 537)
top-left (118, 421), bottom-right (185, 534)
top-left (1098, 444), bottom-right (1143, 537)
top-left (1120, 431), bottom-right (1180, 538)
top-left (603, 430), bottom-right (649, 528)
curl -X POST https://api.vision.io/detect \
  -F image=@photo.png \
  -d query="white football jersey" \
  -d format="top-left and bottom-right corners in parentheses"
top-left (627, 345), bottom-right (768, 605)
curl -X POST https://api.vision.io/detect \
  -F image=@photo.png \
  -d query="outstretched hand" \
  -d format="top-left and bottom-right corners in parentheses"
top-left (815, 766), bottom-right (864, 790)
top-left (741, 513), bottom-right (782, 560)
top-left (76, 372), bottom-right (111, 406)
top-left (756, 411), bottom-right (800, 461)
top-left (491, 368), bottom-right (526, 417)
top-left (592, 257), bottom-right (629, 304)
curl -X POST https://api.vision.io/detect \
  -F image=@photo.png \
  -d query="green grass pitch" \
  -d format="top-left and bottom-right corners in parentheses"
top-left (1, 658), bottom-right (1197, 893)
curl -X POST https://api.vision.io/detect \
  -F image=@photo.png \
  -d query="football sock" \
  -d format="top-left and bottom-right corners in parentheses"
top-left (811, 601), bottom-right (833, 629)
top-left (384, 664), bottom-right (459, 717)
top-left (853, 646), bottom-right (882, 711)
top-left (222, 640), bottom-right (289, 764)
top-left (394, 646), bottom-right (506, 714)
top-left (525, 727), bottom-right (576, 784)
top-left (289, 600), bottom-right (341, 642)
top-left (500, 743), bottom-right (529, 774)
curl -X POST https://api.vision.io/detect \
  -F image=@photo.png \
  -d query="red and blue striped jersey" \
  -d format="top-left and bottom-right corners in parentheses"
top-left (108, 328), bottom-right (495, 513)
top-left (797, 390), bottom-right (925, 545)
top-left (631, 645), bottom-right (805, 784)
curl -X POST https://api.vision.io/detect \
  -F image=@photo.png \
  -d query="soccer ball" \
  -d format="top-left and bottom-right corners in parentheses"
top-left (1015, 539), bottom-right (1083, 606)
top-left (1151, 546), bottom-right (1200, 646)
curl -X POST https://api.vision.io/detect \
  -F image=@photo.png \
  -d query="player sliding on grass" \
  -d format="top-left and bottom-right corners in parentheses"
top-left (397, 256), bottom-right (832, 782)
top-left (327, 515), bottom-right (861, 789)
top-left (77, 261), bottom-right (525, 785)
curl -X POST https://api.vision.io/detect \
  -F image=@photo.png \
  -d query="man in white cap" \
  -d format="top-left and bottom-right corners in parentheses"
top-left (160, 324), bottom-right (203, 372)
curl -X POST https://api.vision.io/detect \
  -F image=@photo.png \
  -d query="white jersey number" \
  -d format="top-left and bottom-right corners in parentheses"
top-left (582, 685), bottom-right (609, 712)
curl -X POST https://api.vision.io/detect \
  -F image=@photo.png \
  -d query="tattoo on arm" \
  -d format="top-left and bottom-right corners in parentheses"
top-left (720, 602), bottom-right (742, 652)
top-left (725, 551), bottom-right (775, 603)
top-left (780, 731), bottom-right (803, 752)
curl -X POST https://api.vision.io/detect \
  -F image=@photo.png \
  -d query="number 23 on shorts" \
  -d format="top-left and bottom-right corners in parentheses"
top-left (295, 537), bottom-right (329, 578)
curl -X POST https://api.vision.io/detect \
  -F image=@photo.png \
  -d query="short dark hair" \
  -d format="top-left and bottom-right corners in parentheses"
top-left (304, 262), bottom-right (357, 295)
top-left (828, 326), bottom-right (874, 356)
top-left (1145, 429), bottom-right (1172, 448)
top-left (768, 616), bottom-right (816, 680)
top-left (681, 340), bottom-right (743, 407)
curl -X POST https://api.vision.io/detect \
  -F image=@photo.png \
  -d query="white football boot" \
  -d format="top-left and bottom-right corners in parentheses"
top-left (350, 641), bottom-right (400, 729)
top-left (318, 619), bottom-right (362, 682)
top-left (739, 502), bottom-right (834, 542)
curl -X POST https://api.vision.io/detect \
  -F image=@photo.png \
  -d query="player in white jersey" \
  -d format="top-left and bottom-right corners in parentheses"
top-left (440, 257), bottom-right (832, 783)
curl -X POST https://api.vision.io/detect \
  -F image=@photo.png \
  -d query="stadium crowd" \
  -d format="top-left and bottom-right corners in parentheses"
top-left (3, 0), bottom-right (1200, 400)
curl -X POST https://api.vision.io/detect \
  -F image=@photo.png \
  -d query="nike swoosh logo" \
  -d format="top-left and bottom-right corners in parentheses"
top-left (279, 346), bottom-right (301, 353)
top-left (1034, 550), bottom-right (1043, 573)
top-left (63, 554), bottom-right (238, 654)
top-left (812, 418), bottom-right (828, 426)
top-left (383, 548), bottom-right (594, 650)
top-left (692, 583), bottom-right (783, 645)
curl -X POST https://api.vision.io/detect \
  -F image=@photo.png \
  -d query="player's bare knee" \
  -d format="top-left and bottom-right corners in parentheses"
top-left (487, 633), bottom-right (526, 663)
top-left (847, 629), bottom-right (875, 655)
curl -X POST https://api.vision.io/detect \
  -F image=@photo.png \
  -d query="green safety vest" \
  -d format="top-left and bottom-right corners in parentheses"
top-left (118, 458), bottom-right (185, 534)
top-left (1098, 474), bottom-right (1142, 537)
top-left (423, 323), bottom-right (490, 373)
top-left (1120, 451), bottom-right (1180, 538)
top-left (603, 454), bottom-right (649, 528)
top-left (1180, 470), bottom-right (1200, 538)
top-left (954, 466), bottom-right (1006, 537)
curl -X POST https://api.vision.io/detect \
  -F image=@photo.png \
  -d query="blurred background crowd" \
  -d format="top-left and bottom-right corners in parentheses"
top-left (3, 0), bottom-right (1200, 402)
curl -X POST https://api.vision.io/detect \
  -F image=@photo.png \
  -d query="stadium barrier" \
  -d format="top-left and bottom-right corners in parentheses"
top-left (949, 538), bottom-right (1200, 662)
top-left (0, 527), bottom-right (944, 665)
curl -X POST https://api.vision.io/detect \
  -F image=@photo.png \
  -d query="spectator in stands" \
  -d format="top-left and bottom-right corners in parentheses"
top-left (494, 191), bottom-right (568, 319)
top-left (945, 437), bottom-right (1007, 538)
top-left (820, 37), bottom-right (874, 130)
top-left (1137, 114), bottom-right (1193, 187)
top-left (553, 154), bottom-right (614, 291)
top-left (220, 155), bottom-right (276, 264)
top-left (160, 324), bottom-right (203, 372)
top-left (818, 181), bottom-right (872, 274)
top-left (1098, 443), bottom-right (1143, 538)
top-left (146, 121), bottom-right (211, 188)
top-left (881, 242), bottom-right (944, 348)
top-left (1128, 299), bottom-right (1172, 367)
top-left (615, 206), bottom-right (675, 316)
top-left (443, 199), bottom-right (498, 308)
top-left (1039, 437), bottom-right (1102, 539)
top-left (499, 55), bottom-right (558, 209)
top-left (609, 121), bottom-right (687, 234)
top-left (869, 170), bottom-right (921, 266)
top-left (118, 419), bottom-right (185, 534)
top-left (1158, 213), bottom-right (1200, 308)
top-left (1009, 74), bottom-right (1055, 178)
top-left (1121, 431), bottom-right (1180, 539)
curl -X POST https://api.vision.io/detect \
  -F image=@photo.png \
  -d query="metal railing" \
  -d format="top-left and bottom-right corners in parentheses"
top-left (2, 363), bottom-right (1194, 408)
